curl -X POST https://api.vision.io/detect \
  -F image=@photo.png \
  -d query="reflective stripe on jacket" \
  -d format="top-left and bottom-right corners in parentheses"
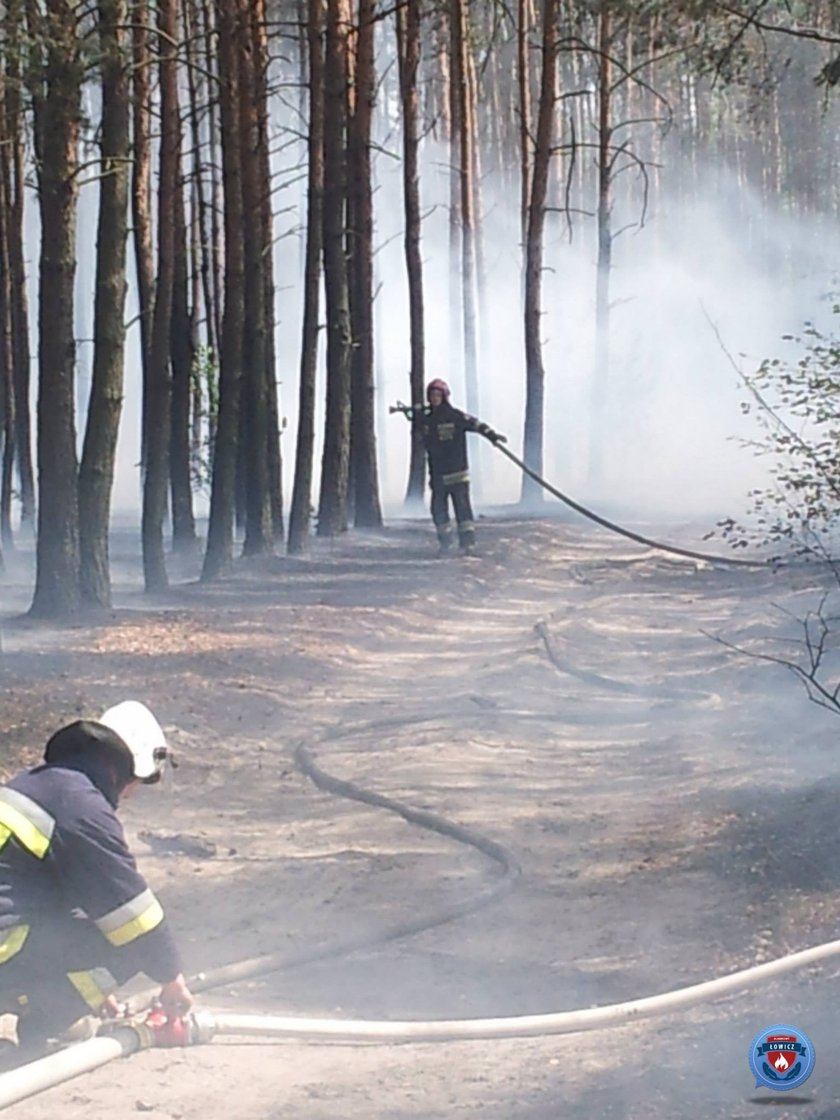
top-left (0, 765), bottom-right (181, 983)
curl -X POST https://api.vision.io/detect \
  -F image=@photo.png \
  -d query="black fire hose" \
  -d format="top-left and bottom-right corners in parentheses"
top-left (489, 439), bottom-right (766, 569)
top-left (390, 402), bottom-right (767, 568)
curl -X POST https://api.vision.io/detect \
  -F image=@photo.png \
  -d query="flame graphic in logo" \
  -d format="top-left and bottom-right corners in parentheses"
top-left (774, 1054), bottom-right (790, 1071)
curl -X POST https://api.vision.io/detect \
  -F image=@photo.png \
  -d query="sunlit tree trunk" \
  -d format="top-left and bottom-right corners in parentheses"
top-left (396, 0), bottom-right (426, 505)
top-left (202, 0), bottom-right (244, 579)
top-left (288, 0), bottom-right (324, 555)
top-left (317, 0), bottom-right (352, 536)
top-left (79, 0), bottom-right (130, 609)
top-left (521, 0), bottom-right (557, 506)
top-left (430, 7), bottom-right (450, 143)
top-left (142, 0), bottom-right (178, 592)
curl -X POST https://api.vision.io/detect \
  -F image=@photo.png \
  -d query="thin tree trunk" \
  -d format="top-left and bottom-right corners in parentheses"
top-left (521, 0), bottom-right (557, 506)
top-left (250, 0), bottom-right (283, 543)
top-left (5, 0), bottom-right (34, 530)
top-left (317, 0), bottom-right (352, 537)
top-left (131, 0), bottom-right (154, 474)
top-left (0, 88), bottom-right (15, 553)
top-left (201, 0), bottom-right (244, 579)
top-left (396, 0), bottom-right (426, 505)
top-left (189, 186), bottom-right (204, 468)
top-left (183, 0), bottom-right (217, 361)
top-left (588, 0), bottom-right (612, 483)
top-left (142, 0), bottom-right (178, 591)
top-left (349, 0), bottom-right (382, 528)
top-left (446, 5), bottom-right (461, 388)
top-left (170, 161), bottom-right (198, 552)
top-left (288, 0), bottom-right (324, 554)
top-left (452, 0), bottom-right (478, 416)
top-left (201, 0), bottom-right (224, 356)
top-left (79, 0), bottom-right (130, 609)
top-left (518, 0), bottom-right (532, 247)
top-left (432, 7), bottom-right (450, 144)
top-left (238, 0), bottom-right (272, 556)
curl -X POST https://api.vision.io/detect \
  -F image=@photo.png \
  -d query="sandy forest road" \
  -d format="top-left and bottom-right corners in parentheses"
top-left (2, 515), bottom-right (840, 1119)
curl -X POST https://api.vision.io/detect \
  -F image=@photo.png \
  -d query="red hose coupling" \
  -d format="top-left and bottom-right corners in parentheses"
top-left (144, 1009), bottom-right (190, 1047)
top-left (142, 1008), bottom-right (217, 1048)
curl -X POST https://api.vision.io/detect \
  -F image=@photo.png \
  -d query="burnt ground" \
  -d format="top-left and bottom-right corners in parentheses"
top-left (1, 513), bottom-right (839, 1120)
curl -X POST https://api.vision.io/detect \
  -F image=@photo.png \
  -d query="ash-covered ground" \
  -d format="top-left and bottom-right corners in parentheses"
top-left (1, 514), bottom-right (838, 1119)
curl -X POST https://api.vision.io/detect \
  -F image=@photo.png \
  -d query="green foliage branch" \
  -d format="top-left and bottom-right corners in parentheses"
top-left (713, 305), bottom-right (840, 560)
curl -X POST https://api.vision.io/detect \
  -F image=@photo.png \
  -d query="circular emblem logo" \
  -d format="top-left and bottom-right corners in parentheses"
top-left (748, 1024), bottom-right (815, 1091)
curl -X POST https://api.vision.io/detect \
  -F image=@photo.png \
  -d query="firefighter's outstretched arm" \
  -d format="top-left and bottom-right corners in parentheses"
top-left (465, 413), bottom-right (507, 445)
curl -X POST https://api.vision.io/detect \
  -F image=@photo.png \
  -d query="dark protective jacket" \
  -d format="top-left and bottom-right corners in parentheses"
top-left (420, 400), bottom-right (496, 487)
top-left (0, 762), bottom-right (182, 984)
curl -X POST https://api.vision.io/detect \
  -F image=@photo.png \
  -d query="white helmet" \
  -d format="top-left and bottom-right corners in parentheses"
top-left (99, 701), bottom-right (168, 784)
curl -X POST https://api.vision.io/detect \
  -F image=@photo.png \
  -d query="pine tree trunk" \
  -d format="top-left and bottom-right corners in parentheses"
top-left (4, 0), bottom-right (34, 530)
top-left (201, 0), bottom-right (224, 356)
top-left (250, 0), bottom-right (283, 543)
top-left (446, 5), bottom-right (462, 388)
top-left (142, 0), bottom-right (178, 592)
top-left (518, 0), bottom-right (532, 247)
top-left (0, 93), bottom-right (15, 553)
top-left (183, 0), bottom-right (213, 499)
top-left (287, 0), bottom-right (325, 555)
top-left (28, 0), bottom-right (82, 617)
top-left (238, 0), bottom-right (272, 556)
top-left (452, 0), bottom-right (478, 416)
top-left (588, 0), bottom-right (612, 483)
top-left (396, 0), bottom-right (426, 505)
top-left (521, 0), bottom-right (557, 506)
top-left (317, 0), bottom-right (352, 537)
top-left (170, 162), bottom-right (198, 553)
top-left (201, 0), bottom-right (245, 580)
top-left (348, 0), bottom-right (382, 528)
top-left (131, 0), bottom-right (155, 470)
top-left (78, 0), bottom-right (130, 609)
top-left (183, 0), bottom-right (217, 361)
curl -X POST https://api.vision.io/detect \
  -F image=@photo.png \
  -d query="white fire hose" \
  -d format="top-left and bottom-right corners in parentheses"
top-left (1, 935), bottom-right (839, 1111)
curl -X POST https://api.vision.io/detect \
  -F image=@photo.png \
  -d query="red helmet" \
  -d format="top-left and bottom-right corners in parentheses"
top-left (426, 379), bottom-right (450, 402)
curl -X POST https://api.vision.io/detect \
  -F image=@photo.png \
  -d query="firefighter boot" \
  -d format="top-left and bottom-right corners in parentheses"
top-left (437, 524), bottom-right (455, 556)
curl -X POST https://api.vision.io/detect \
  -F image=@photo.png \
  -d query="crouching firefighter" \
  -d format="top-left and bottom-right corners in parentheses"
top-left (420, 379), bottom-right (506, 555)
top-left (0, 701), bottom-right (194, 1067)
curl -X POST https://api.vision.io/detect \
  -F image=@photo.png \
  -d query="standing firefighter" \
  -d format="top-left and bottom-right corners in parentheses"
top-left (0, 701), bottom-right (193, 1067)
top-left (419, 379), bottom-right (506, 555)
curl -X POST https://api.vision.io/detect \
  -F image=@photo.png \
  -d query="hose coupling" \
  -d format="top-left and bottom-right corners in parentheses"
top-left (143, 1008), bottom-right (218, 1048)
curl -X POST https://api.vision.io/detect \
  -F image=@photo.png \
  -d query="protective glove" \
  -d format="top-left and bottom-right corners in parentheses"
top-left (488, 430), bottom-right (507, 445)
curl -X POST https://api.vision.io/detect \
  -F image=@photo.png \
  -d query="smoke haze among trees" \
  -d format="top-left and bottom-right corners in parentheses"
top-left (0, 0), bottom-right (839, 615)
